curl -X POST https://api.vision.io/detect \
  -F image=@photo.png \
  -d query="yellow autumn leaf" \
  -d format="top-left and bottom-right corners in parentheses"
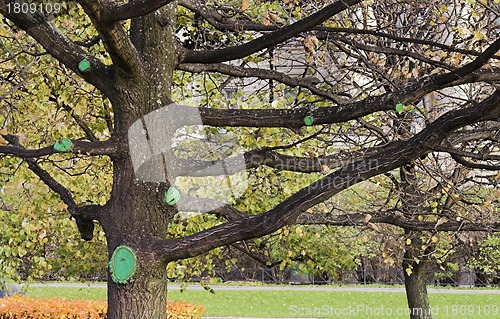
top-left (472, 31), bottom-right (487, 43)
top-left (38, 229), bottom-right (47, 241)
top-left (321, 164), bottom-right (331, 174)
top-left (406, 267), bottom-right (413, 276)
top-left (384, 257), bottom-right (395, 266)
top-left (241, 0), bottom-right (249, 11)
top-left (364, 214), bottom-right (372, 223)
top-left (435, 217), bottom-right (447, 228)
top-left (367, 222), bottom-right (380, 231)
top-left (303, 35), bottom-right (319, 56)
top-left (55, 202), bottom-right (68, 210)
top-left (295, 226), bottom-right (303, 237)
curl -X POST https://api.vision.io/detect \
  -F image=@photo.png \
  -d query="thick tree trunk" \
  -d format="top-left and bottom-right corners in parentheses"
top-left (100, 4), bottom-right (178, 319)
top-left (403, 249), bottom-right (433, 319)
top-left (107, 261), bottom-right (168, 318)
top-left (103, 161), bottom-right (171, 318)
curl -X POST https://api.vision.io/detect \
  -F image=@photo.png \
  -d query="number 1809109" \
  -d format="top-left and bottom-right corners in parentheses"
top-left (6, 1), bottom-right (61, 14)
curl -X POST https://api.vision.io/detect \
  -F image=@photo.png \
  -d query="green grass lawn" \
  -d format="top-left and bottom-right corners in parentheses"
top-left (26, 285), bottom-right (500, 318)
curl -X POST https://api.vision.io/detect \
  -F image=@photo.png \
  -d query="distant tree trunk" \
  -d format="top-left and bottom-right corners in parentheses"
top-left (400, 162), bottom-right (433, 319)
top-left (403, 248), bottom-right (433, 319)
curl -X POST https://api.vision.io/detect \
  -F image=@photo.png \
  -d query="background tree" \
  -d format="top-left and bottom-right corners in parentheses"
top-left (0, 1), bottom-right (499, 318)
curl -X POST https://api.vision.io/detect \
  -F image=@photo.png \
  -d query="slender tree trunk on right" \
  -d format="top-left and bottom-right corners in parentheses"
top-left (403, 248), bottom-right (433, 319)
top-left (400, 163), bottom-right (433, 319)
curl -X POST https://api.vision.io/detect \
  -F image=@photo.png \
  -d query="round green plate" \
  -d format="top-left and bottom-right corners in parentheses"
top-left (109, 245), bottom-right (137, 284)
top-left (395, 103), bottom-right (404, 113)
top-left (304, 115), bottom-right (314, 126)
top-left (78, 59), bottom-right (91, 72)
top-left (53, 138), bottom-right (73, 152)
top-left (164, 187), bottom-right (180, 205)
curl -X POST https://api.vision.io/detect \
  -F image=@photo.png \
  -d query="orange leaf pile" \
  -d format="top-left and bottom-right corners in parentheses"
top-left (167, 300), bottom-right (205, 319)
top-left (0, 295), bottom-right (204, 319)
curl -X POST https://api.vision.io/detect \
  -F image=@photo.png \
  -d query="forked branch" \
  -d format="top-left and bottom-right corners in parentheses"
top-left (154, 90), bottom-right (500, 262)
top-left (181, 0), bottom-right (362, 63)
top-left (1, 134), bottom-right (106, 240)
top-left (0, 1), bottom-right (113, 95)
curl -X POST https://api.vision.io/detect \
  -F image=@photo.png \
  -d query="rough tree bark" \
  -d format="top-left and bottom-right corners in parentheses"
top-left (403, 245), bottom-right (433, 319)
top-left (97, 3), bottom-right (178, 318)
top-left (398, 157), bottom-right (433, 318)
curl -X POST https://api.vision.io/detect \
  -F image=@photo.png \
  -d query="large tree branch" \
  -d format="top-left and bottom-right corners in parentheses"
top-left (181, 0), bottom-right (362, 63)
top-left (177, 0), bottom-right (500, 63)
top-left (176, 67), bottom-right (498, 127)
top-left (0, 1), bottom-right (113, 95)
top-left (0, 135), bottom-right (119, 158)
top-left (153, 90), bottom-right (500, 262)
top-left (106, 0), bottom-right (177, 21)
top-left (172, 147), bottom-right (378, 176)
top-left (177, 0), bottom-right (500, 66)
top-left (178, 0), bottom-right (276, 32)
top-left (177, 62), bottom-right (342, 103)
top-left (296, 211), bottom-right (500, 232)
top-left (181, 193), bottom-right (500, 231)
top-left (435, 145), bottom-right (500, 161)
top-left (171, 68), bottom-right (499, 130)
top-left (76, 0), bottom-right (142, 75)
top-left (1, 134), bottom-right (106, 240)
top-left (316, 27), bottom-right (500, 60)
top-left (448, 153), bottom-right (500, 171)
top-left (171, 40), bottom-right (500, 129)
top-left (26, 157), bottom-right (104, 240)
top-left (436, 129), bottom-right (500, 170)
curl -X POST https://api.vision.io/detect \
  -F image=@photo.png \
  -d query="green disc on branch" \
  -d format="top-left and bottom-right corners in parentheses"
top-left (78, 59), bottom-right (91, 72)
top-left (395, 103), bottom-right (404, 113)
top-left (164, 187), bottom-right (180, 206)
top-left (109, 245), bottom-right (137, 284)
top-left (53, 138), bottom-right (73, 152)
top-left (303, 116), bottom-right (314, 126)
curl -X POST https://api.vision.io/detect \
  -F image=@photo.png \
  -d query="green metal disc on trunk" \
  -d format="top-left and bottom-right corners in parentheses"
top-left (109, 245), bottom-right (137, 284)
top-left (53, 138), bottom-right (73, 152)
top-left (395, 103), bottom-right (404, 113)
top-left (164, 187), bottom-right (180, 205)
top-left (78, 59), bottom-right (91, 72)
top-left (303, 116), bottom-right (314, 126)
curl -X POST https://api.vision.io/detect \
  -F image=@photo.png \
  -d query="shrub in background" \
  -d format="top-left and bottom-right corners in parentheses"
top-left (0, 295), bottom-right (204, 319)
